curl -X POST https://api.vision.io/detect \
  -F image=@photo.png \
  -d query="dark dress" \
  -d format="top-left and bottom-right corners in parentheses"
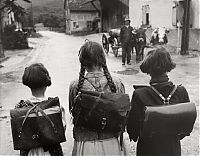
top-left (127, 76), bottom-right (190, 156)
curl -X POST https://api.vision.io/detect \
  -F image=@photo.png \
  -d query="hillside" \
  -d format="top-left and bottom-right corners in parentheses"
top-left (16, 0), bottom-right (62, 8)
top-left (32, 0), bottom-right (65, 19)
top-left (17, 0), bottom-right (65, 19)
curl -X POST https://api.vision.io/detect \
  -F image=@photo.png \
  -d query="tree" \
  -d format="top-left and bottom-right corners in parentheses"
top-left (0, 0), bottom-right (5, 57)
top-left (0, 0), bottom-right (30, 58)
top-left (37, 13), bottom-right (64, 28)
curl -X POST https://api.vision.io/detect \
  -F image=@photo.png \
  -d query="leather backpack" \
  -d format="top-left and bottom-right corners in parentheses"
top-left (10, 97), bottom-right (66, 150)
top-left (141, 86), bottom-right (197, 137)
top-left (72, 79), bottom-right (131, 134)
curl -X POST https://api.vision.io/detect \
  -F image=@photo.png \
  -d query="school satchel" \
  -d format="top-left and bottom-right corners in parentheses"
top-left (10, 97), bottom-right (66, 150)
top-left (141, 86), bottom-right (197, 137)
top-left (73, 89), bottom-right (131, 133)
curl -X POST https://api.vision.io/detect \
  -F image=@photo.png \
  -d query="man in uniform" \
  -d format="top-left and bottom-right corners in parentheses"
top-left (120, 17), bottom-right (133, 65)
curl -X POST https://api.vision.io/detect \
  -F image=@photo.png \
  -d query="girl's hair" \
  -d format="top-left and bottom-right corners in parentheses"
top-left (22, 63), bottom-right (51, 89)
top-left (140, 47), bottom-right (176, 76)
top-left (77, 41), bottom-right (116, 93)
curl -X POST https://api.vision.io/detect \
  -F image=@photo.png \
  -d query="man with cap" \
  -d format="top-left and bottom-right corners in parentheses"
top-left (120, 17), bottom-right (133, 65)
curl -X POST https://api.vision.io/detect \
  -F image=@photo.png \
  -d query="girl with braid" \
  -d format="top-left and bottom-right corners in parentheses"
top-left (69, 41), bottom-right (127, 155)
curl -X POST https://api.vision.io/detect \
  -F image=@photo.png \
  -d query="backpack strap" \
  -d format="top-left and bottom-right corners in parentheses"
top-left (150, 85), bottom-right (177, 105)
top-left (85, 78), bottom-right (107, 92)
top-left (85, 78), bottom-right (100, 91)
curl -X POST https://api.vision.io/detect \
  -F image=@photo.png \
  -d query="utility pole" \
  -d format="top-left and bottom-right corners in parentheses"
top-left (0, 0), bottom-right (5, 58)
top-left (180, 0), bottom-right (190, 55)
top-left (64, 0), bottom-right (71, 35)
top-left (30, 1), bottom-right (34, 29)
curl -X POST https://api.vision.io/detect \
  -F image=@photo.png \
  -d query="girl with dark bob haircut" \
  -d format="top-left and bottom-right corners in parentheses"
top-left (69, 41), bottom-right (127, 155)
top-left (127, 47), bottom-right (190, 156)
top-left (15, 63), bottom-right (66, 156)
top-left (140, 47), bottom-right (176, 76)
top-left (22, 63), bottom-right (51, 89)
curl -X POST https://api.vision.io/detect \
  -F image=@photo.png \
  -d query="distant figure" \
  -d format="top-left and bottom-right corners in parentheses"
top-left (120, 17), bottom-right (133, 65)
top-left (14, 63), bottom-right (66, 156)
top-left (150, 27), bottom-right (169, 45)
top-left (150, 28), bottom-right (159, 45)
top-left (127, 47), bottom-right (190, 156)
top-left (134, 27), bottom-right (146, 62)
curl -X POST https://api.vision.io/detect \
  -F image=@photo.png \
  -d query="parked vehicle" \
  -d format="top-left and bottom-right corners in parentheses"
top-left (102, 28), bottom-right (121, 57)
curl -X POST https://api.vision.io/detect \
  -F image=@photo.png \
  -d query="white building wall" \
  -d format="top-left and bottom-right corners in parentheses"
top-left (150, 0), bottom-right (173, 28)
top-left (130, 0), bottom-right (173, 28)
top-left (130, 0), bottom-right (200, 29)
top-left (70, 12), bottom-right (98, 32)
top-left (129, 0), bottom-right (142, 28)
top-left (190, 0), bottom-right (200, 28)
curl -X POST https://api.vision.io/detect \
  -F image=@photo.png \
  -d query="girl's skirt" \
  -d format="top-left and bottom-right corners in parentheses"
top-left (28, 148), bottom-right (50, 156)
top-left (72, 137), bottom-right (127, 156)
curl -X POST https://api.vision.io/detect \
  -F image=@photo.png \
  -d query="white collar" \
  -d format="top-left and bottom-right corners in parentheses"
top-left (29, 96), bottom-right (48, 102)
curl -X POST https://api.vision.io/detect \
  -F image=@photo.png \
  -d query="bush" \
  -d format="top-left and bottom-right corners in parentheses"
top-left (37, 14), bottom-right (64, 29)
top-left (3, 25), bottom-right (29, 50)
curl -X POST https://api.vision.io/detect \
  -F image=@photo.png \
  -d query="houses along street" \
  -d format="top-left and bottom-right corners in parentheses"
top-left (0, 31), bottom-right (199, 155)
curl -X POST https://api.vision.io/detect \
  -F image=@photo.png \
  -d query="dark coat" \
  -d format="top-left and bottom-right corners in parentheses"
top-left (120, 26), bottom-right (133, 44)
top-left (127, 81), bottom-right (190, 156)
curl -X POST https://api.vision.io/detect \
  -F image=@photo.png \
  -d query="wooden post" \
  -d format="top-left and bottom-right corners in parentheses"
top-left (30, 1), bottom-right (34, 29)
top-left (64, 0), bottom-right (71, 35)
top-left (180, 0), bottom-right (190, 55)
top-left (176, 21), bottom-right (181, 54)
top-left (0, 4), bottom-right (5, 58)
top-left (100, 6), bottom-right (102, 32)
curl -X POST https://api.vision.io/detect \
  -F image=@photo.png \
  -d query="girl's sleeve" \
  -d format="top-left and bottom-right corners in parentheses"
top-left (178, 85), bottom-right (191, 140)
top-left (178, 85), bottom-right (190, 103)
top-left (115, 78), bottom-right (125, 94)
top-left (182, 86), bottom-right (190, 102)
top-left (68, 80), bottom-right (78, 113)
top-left (127, 91), bottom-right (143, 142)
top-left (60, 106), bottom-right (67, 131)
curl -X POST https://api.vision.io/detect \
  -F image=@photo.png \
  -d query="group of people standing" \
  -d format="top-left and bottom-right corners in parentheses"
top-left (14, 39), bottom-right (190, 156)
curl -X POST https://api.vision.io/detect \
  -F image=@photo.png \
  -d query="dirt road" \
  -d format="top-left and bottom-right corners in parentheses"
top-left (0, 31), bottom-right (199, 155)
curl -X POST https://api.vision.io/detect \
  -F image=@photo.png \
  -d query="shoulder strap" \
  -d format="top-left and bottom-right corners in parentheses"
top-left (84, 78), bottom-right (101, 92)
top-left (150, 85), bottom-right (177, 105)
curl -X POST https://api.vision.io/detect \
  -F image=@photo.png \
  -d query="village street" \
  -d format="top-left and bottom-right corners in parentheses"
top-left (0, 31), bottom-right (199, 155)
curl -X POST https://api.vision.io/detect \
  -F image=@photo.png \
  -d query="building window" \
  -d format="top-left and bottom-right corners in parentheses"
top-left (172, 4), bottom-right (177, 27)
top-left (142, 5), bottom-right (150, 26)
top-left (87, 21), bottom-right (92, 28)
top-left (87, 21), bottom-right (93, 30)
top-left (172, 1), bottom-right (184, 27)
top-left (146, 13), bottom-right (149, 25)
top-left (73, 21), bottom-right (79, 28)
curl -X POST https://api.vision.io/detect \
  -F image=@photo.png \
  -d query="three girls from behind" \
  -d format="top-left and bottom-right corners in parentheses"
top-left (15, 63), bottom-right (66, 156)
top-left (69, 41), bottom-right (127, 155)
top-left (127, 47), bottom-right (190, 156)
top-left (17, 42), bottom-right (190, 156)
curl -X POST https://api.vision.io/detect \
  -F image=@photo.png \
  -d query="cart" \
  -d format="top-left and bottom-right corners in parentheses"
top-left (102, 28), bottom-right (122, 57)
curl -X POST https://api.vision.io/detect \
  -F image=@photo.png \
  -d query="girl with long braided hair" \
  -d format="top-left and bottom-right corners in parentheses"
top-left (69, 41), bottom-right (126, 155)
